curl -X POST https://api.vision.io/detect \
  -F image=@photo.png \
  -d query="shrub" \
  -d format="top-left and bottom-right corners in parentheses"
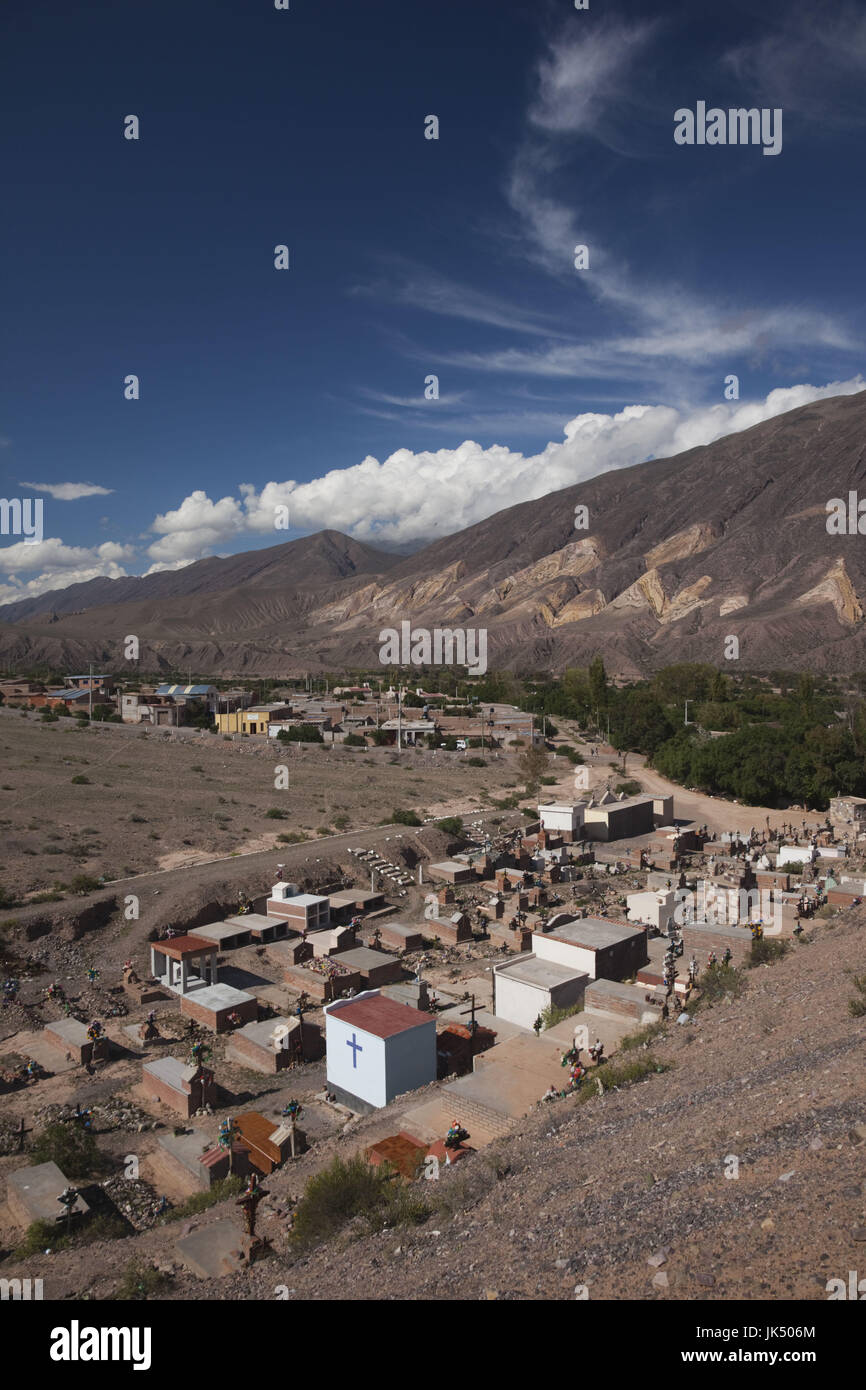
top-left (29, 1122), bottom-right (107, 1178)
top-left (343, 734), bottom-right (366, 747)
top-left (465, 756), bottom-right (487, 767)
top-left (574, 1054), bottom-right (670, 1102)
top-left (115, 1259), bottom-right (173, 1301)
top-left (265, 808), bottom-right (287, 820)
top-left (276, 725), bottom-right (324, 744)
top-left (291, 1154), bottom-right (428, 1250)
top-left (333, 814), bottom-right (349, 830)
top-left (747, 938), bottom-right (790, 968)
top-left (778, 861), bottom-right (804, 876)
top-left (70, 774), bottom-right (91, 784)
top-left (390, 808), bottom-right (422, 826)
top-left (436, 816), bottom-right (464, 837)
top-left (159, 1176), bottom-right (243, 1222)
top-left (69, 873), bottom-right (101, 895)
top-left (277, 832), bottom-right (308, 844)
top-left (539, 1000), bottom-right (582, 1029)
top-left (614, 779), bottom-right (642, 796)
top-left (695, 963), bottom-right (746, 1005)
top-left (848, 973), bottom-right (866, 1018)
top-left (619, 1020), bottom-right (667, 1051)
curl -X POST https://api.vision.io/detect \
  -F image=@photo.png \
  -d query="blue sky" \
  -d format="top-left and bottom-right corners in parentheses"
top-left (2, 0), bottom-right (866, 602)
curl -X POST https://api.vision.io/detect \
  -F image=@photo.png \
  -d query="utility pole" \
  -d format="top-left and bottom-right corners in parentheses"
top-left (88, 661), bottom-right (93, 721)
top-left (397, 688), bottom-right (402, 752)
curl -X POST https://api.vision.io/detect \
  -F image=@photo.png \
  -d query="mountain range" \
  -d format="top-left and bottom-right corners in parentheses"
top-left (3, 390), bottom-right (866, 678)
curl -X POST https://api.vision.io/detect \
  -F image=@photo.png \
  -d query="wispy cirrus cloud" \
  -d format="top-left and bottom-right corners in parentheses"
top-left (350, 257), bottom-right (570, 338)
top-left (723, 5), bottom-right (866, 126)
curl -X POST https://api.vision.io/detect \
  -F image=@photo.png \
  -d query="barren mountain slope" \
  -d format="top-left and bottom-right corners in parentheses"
top-left (4, 391), bottom-right (866, 675)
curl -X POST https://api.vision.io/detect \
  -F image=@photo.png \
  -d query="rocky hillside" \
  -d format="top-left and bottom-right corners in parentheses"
top-left (4, 391), bottom-right (866, 676)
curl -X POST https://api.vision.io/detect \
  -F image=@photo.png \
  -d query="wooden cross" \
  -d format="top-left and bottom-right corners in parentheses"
top-left (459, 994), bottom-right (480, 1035)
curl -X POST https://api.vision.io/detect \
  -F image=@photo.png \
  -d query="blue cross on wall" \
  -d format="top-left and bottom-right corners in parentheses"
top-left (347, 1032), bottom-right (363, 1068)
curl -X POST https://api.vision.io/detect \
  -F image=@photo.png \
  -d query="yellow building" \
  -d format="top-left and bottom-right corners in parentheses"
top-left (215, 703), bottom-right (291, 735)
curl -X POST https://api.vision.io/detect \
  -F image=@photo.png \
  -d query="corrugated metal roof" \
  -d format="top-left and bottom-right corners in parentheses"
top-left (328, 994), bottom-right (436, 1039)
top-left (155, 684), bottom-right (215, 696)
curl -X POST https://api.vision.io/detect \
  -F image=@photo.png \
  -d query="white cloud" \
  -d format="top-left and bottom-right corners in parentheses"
top-left (0, 539), bottom-right (132, 604)
top-left (0, 538), bottom-right (132, 575)
top-left (143, 557), bottom-right (199, 576)
top-left (528, 20), bottom-right (658, 143)
top-left (20, 481), bottom-right (114, 500)
top-left (140, 377), bottom-right (866, 552)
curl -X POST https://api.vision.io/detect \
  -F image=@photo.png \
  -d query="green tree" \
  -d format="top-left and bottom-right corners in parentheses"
top-left (588, 656), bottom-right (608, 713)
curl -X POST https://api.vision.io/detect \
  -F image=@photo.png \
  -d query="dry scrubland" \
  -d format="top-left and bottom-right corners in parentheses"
top-left (0, 707), bottom-right (529, 900)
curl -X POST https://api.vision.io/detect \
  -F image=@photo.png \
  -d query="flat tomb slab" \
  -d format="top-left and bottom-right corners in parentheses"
top-left (189, 922), bottom-right (252, 948)
top-left (376, 923), bottom-right (425, 951)
top-left (332, 946), bottom-right (402, 980)
top-left (175, 1219), bottom-right (245, 1278)
top-left (180, 985), bottom-right (258, 1032)
top-left (182, 983), bottom-right (254, 1009)
top-left (44, 1018), bottom-right (89, 1048)
top-left (7, 1161), bottom-right (90, 1228)
top-left (157, 1131), bottom-right (214, 1189)
top-left (224, 913), bottom-right (287, 940)
top-left (497, 956), bottom-right (588, 989)
top-left (585, 977), bottom-right (662, 1019)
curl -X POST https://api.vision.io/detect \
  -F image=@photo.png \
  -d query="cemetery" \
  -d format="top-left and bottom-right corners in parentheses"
top-left (0, 751), bottom-right (857, 1306)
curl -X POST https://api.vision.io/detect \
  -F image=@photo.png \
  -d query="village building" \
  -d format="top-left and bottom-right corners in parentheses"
top-left (120, 691), bottom-right (184, 725)
top-left (325, 990), bottom-right (437, 1112)
top-left (153, 683), bottom-right (219, 711)
top-left (215, 702), bottom-right (292, 735)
